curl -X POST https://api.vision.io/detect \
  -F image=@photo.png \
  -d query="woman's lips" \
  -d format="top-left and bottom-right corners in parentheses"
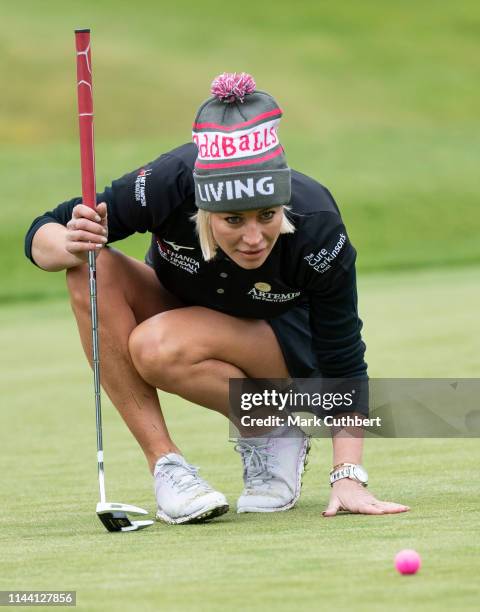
top-left (237, 248), bottom-right (266, 258)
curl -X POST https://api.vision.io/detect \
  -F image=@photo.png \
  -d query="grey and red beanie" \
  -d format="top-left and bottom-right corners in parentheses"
top-left (192, 73), bottom-right (291, 212)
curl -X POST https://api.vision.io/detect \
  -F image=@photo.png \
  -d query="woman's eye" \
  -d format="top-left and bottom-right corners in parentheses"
top-left (225, 216), bottom-right (242, 225)
top-left (260, 211), bottom-right (275, 221)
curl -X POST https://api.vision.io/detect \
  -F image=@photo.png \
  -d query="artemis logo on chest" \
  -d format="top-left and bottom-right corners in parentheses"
top-left (248, 283), bottom-right (301, 303)
top-left (197, 176), bottom-right (274, 203)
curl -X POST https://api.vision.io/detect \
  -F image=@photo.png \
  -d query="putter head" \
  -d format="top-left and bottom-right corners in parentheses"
top-left (96, 502), bottom-right (154, 533)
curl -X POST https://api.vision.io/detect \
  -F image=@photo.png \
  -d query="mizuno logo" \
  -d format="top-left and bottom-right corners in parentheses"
top-left (164, 241), bottom-right (195, 252)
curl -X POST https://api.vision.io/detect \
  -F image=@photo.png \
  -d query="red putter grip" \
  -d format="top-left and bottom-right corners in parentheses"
top-left (75, 29), bottom-right (96, 210)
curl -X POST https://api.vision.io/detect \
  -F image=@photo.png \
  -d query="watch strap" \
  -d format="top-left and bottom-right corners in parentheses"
top-left (330, 464), bottom-right (368, 487)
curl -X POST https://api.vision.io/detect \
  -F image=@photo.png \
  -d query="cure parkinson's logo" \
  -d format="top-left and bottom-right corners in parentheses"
top-left (304, 233), bottom-right (347, 275)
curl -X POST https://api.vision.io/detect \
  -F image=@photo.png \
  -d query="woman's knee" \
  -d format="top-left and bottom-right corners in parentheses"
top-left (128, 317), bottom-right (188, 391)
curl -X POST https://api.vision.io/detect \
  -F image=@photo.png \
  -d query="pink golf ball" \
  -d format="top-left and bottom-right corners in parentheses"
top-left (395, 549), bottom-right (421, 575)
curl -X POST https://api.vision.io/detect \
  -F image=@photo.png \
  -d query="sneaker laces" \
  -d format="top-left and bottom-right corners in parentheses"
top-left (158, 460), bottom-right (212, 494)
top-left (234, 440), bottom-right (276, 488)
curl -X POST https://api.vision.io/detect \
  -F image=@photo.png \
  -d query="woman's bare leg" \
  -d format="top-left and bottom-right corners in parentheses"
top-left (129, 308), bottom-right (307, 515)
top-left (128, 306), bottom-right (290, 417)
top-left (66, 247), bottom-right (184, 472)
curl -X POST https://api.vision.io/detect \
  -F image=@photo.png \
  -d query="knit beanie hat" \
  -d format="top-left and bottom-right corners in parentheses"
top-left (192, 73), bottom-right (291, 212)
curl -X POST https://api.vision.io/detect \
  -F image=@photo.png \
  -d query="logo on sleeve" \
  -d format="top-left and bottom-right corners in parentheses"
top-left (134, 168), bottom-right (152, 207)
top-left (304, 233), bottom-right (346, 274)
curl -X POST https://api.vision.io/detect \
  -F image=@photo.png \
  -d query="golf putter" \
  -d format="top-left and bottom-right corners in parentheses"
top-left (75, 29), bottom-right (154, 533)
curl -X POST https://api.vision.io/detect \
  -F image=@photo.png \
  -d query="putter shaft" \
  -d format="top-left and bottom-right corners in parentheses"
top-left (88, 250), bottom-right (106, 504)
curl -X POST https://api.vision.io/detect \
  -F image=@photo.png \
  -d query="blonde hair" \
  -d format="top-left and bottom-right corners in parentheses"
top-left (191, 207), bottom-right (296, 262)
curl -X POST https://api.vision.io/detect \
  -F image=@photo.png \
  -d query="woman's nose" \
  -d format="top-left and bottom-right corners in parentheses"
top-left (242, 223), bottom-right (262, 245)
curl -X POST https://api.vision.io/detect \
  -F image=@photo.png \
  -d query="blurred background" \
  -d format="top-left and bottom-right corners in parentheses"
top-left (2, 0), bottom-right (479, 304)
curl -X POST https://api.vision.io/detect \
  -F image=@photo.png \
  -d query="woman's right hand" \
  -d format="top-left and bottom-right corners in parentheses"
top-left (65, 202), bottom-right (108, 261)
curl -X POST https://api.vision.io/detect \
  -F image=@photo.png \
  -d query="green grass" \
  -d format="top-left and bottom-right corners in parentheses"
top-left (2, 1), bottom-right (480, 303)
top-left (1, 266), bottom-right (479, 611)
top-left (1, 2), bottom-right (479, 609)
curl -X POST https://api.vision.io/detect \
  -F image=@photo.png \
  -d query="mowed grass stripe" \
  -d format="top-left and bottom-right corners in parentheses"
top-left (1, 267), bottom-right (479, 610)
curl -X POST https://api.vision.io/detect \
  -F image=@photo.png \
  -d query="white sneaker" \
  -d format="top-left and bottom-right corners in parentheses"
top-left (154, 453), bottom-right (229, 524)
top-left (234, 426), bottom-right (310, 513)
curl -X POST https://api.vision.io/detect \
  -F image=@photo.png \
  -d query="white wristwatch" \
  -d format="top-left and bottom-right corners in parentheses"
top-left (329, 463), bottom-right (368, 487)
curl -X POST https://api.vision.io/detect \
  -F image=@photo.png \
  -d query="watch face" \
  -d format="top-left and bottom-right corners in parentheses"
top-left (353, 465), bottom-right (368, 483)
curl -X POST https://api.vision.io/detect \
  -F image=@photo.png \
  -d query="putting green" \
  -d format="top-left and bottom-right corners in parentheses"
top-left (1, 266), bottom-right (479, 611)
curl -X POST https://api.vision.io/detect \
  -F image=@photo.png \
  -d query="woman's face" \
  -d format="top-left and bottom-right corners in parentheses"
top-left (210, 207), bottom-right (284, 269)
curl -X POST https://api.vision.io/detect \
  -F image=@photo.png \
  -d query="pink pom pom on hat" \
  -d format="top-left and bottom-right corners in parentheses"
top-left (192, 72), bottom-right (291, 212)
top-left (211, 72), bottom-right (256, 103)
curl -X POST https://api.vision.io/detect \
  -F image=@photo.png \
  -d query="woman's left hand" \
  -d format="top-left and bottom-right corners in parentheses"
top-left (322, 478), bottom-right (410, 517)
